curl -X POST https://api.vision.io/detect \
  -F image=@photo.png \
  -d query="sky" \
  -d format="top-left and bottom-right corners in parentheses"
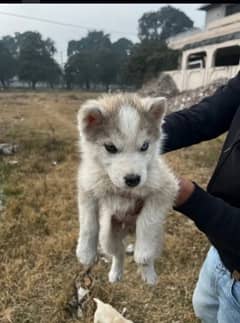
top-left (0, 3), bottom-right (205, 65)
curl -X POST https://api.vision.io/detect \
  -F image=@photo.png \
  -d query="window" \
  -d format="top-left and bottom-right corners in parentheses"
top-left (225, 4), bottom-right (240, 17)
top-left (214, 46), bottom-right (240, 67)
top-left (187, 52), bottom-right (206, 69)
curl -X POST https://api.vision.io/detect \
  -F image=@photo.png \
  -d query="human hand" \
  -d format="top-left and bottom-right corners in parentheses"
top-left (174, 177), bottom-right (195, 208)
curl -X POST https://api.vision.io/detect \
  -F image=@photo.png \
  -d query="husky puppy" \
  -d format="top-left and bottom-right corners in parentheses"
top-left (76, 94), bottom-right (178, 285)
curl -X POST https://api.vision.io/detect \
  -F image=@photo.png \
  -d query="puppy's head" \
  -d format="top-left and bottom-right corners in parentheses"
top-left (78, 94), bottom-right (166, 190)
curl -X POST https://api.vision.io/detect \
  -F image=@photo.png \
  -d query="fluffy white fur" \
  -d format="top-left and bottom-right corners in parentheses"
top-left (76, 93), bottom-right (179, 286)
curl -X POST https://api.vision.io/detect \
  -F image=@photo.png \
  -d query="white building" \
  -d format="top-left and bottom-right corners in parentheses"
top-left (165, 4), bottom-right (240, 92)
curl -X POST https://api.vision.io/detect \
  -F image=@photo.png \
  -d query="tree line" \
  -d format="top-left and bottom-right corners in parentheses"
top-left (0, 5), bottom-right (193, 90)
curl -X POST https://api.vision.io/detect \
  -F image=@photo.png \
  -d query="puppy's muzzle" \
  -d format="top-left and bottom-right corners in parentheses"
top-left (124, 174), bottom-right (141, 187)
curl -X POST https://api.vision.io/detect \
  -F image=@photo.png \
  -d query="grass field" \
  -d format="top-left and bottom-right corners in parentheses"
top-left (0, 91), bottom-right (225, 323)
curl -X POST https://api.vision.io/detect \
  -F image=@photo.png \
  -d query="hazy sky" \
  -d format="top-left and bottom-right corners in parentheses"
top-left (0, 3), bottom-right (205, 65)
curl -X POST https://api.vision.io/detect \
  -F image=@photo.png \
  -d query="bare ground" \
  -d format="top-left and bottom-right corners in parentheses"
top-left (0, 91), bottom-right (225, 323)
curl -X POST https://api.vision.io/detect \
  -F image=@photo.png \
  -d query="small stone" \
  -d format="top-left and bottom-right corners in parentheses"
top-left (8, 160), bottom-right (18, 165)
top-left (0, 143), bottom-right (18, 155)
top-left (100, 255), bottom-right (110, 264)
top-left (126, 243), bottom-right (134, 255)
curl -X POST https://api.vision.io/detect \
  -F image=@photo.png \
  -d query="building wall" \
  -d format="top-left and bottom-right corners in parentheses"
top-left (205, 5), bottom-right (226, 26)
top-left (165, 65), bottom-right (239, 92)
top-left (165, 5), bottom-right (240, 92)
top-left (164, 39), bottom-right (240, 92)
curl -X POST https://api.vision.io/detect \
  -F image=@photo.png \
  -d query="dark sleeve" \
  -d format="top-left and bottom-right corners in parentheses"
top-left (162, 72), bottom-right (240, 153)
top-left (175, 183), bottom-right (240, 251)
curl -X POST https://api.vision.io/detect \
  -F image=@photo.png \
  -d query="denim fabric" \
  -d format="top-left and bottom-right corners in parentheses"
top-left (193, 246), bottom-right (240, 323)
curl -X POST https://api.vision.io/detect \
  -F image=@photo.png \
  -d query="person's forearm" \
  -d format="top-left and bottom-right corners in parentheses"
top-left (175, 182), bottom-right (240, 251)
top-left (162, 72), bottom-right (240, 153)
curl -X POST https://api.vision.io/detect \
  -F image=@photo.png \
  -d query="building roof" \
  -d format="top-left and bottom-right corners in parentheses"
top-left (182, 31), bottom-right (240, 51)
top-left (199, 4), bottom-right (219, 11)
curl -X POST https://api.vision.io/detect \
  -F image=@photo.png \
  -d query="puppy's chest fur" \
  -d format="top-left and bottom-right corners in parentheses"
top-left (98, 193), bottom-right (144, 222)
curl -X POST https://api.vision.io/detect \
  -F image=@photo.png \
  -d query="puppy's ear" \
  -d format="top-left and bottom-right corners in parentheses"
top-left (81, 99), bottom-right (103, 126)
top-left (83, 107), bottom-right (103, 128)
top-left (78, 100), bottom-right (104, 135)
top-left (142, 97), bottom-right (166, 121)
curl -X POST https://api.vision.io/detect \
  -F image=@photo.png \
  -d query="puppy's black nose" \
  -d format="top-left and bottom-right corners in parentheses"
top-left (124, 174), bottom-right (141, 187)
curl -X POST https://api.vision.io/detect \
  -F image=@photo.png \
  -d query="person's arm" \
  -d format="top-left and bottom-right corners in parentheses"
top-left (175, 179), bottom-right (240, 251)
top-left (162, 72), bottom-right (240, 153)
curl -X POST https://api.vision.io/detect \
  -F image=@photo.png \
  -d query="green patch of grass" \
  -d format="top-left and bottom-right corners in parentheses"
top-left (19, 133), bottom-right (73, 164)
top-left (4, 184), bottom-right (22, 198)
top-left (0, 159), bottom-right (12, 181)
top-left (0, 159), bottom-right (14, 205)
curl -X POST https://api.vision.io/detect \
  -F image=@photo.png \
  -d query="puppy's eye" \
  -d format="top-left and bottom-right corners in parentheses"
top-left (104, 143), bottom-right (118, 154)
top-left (140, 141), bottom-right (149, 152)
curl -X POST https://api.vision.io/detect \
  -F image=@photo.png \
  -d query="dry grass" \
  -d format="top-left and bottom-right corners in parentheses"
top-left (0, 91), bottom-right (225, 323)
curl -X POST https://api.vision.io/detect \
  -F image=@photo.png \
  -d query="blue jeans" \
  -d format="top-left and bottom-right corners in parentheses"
top-left (193, 246), bottom-right (240, 323)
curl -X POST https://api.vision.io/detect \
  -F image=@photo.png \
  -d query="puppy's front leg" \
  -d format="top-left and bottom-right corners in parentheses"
top-left (134, 197), bottom-right (165, 285)
top-left (76, 191), bottom-right (99, 268)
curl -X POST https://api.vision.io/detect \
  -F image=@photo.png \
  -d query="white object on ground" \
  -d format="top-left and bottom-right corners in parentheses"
top-left (0, 143), bottom-right (18, 155)
top-left (76, 286), bottom-right (89, 319)
top-left (8, 160), bottom-right (18, 165)
top-left (125, 243), bottom-right (134, 255)
top-left (93, 298), bottom-right (133, 323)
top-left (122, 307), bottom-right (127, 316)
top-left (77, 286), bottom-right (89, 303)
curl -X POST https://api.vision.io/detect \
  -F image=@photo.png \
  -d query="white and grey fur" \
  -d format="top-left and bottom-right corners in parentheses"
top-left (76, 93), bottom-right (179, 285)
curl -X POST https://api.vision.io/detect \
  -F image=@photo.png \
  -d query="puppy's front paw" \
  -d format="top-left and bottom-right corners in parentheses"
top-left (134, 250), bottom-right (153, 266)
top-left (108, 267), bottom-right (123, 283)
top-left (76, 242), bottom-right (97, 268)
top-left (139, 264), bottom-right (158, 286)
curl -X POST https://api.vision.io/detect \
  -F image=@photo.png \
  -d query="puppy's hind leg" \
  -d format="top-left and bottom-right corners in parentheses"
top-left (99, 218), bottom-right (125, 283)
top-left (108, 239), bottom-right (125, 283)
top-left (134, 197), bottom-right (165, 286)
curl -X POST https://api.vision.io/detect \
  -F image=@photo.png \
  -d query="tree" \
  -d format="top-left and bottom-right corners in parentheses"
top-left (97, 47), bottom-right (117, 90)
top-left (112, 38), bottom-right (134, 86)
top-left (64, 52), bottom-right (92, 89)
top-left (1, 35), bottom-right (18, 57)
top-left (65, 30), bottom-right (119, 90)
top-left (17, 31), bottom-right (58, 89)
top-left (138, 5), bottom-right (193, 41)
top-left (44, 57), bottom-right (62, 89)
top-left (67, 30), bottom-right (112, 56)
top-left (0, 39), bottom-right (17, 88)
top-left (125, 5), bottom-right (191, 87)
top-left (126, 40), bottom-right (179, 87)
